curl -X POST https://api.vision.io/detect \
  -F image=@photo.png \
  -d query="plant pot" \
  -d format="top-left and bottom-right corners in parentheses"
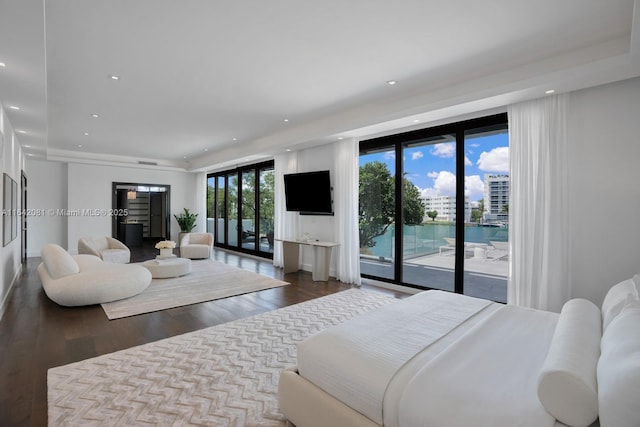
top-left (159, 248), bottom-right (173, 258)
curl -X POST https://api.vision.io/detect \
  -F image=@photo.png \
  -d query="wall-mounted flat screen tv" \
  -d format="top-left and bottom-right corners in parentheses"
top-left (284, 170), bottom-right (333, 215)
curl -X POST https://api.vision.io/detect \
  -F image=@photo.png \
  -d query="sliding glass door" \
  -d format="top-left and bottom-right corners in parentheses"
top-left (207, 161), bottom-right (274, 258)
top-left (359, 114), bottom-right (508, 302)
top-left (401, 133), bottom-right (457, 293)
top-left (359, 147), bottom-right (396, 281)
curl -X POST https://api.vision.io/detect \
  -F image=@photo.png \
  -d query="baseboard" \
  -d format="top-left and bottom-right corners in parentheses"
top-left (0, 263), bottom-right (23, 322)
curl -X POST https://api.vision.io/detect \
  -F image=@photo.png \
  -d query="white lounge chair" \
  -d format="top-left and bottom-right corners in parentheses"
top-left (439, 237), bottom-right (456, 255)
top-left (488, 240), bottom-right (509, 261)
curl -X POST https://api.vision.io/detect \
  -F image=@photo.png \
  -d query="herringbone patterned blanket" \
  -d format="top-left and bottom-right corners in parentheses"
top-left (48, 289), bottom-right (394, 426)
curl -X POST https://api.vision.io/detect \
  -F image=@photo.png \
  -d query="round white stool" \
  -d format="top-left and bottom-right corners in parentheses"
top-left (142, 257), bottom-right (192, 278)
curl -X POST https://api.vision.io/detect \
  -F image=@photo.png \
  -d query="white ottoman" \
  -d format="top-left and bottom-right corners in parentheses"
top-left (142, 257), bottom-right (192, 279)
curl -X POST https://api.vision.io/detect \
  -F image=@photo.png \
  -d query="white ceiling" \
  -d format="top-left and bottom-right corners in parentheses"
top-left (1, 0), bottom-right (639, 172)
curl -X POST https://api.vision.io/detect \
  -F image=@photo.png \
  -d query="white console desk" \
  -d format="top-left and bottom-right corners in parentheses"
top-left (276, 239), bottom-right (339, 282)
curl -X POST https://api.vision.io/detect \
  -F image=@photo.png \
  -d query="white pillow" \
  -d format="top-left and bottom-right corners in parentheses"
top-left (597, 305), bottom-right (640, 427)
top-left (601, 275), bottom-right (639, 331)
top-left (538, 298), bottom-right (601, 427)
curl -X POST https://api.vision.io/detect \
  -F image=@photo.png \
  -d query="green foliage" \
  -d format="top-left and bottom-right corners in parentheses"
top-left (359, 161), bottom-right (394, 248)
top-left (403, 179), bottom-right (425, 225)
top-left (259, 171), bottom-right (275, 232)
top-left (471, 198), bottom-right (484, 223)
top-left (206, 170), bottom-right (275, 234)
top-left (426, 210), bottom-right (438, 221)
top-left (207, 185), bottom-right (216, 218)
top-left (359, 161), bottom-right (425, 248)
top-left (174, 208), bottom-right (198, 232)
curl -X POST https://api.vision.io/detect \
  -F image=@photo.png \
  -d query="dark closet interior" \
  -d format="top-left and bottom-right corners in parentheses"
top-left (112, 182), bottom-right (171, 246)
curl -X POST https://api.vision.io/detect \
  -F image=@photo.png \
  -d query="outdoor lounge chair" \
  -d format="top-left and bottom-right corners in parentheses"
top-left (488, 240), bottom-right (509, 261)
top-left (440, 237), bottom-right (490, 258)
top-left (439, 237), bottom-right (456, 255)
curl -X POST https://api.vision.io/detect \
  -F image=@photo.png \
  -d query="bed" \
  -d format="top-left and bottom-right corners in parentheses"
top-left (278, 276), bottom-right (640, 427)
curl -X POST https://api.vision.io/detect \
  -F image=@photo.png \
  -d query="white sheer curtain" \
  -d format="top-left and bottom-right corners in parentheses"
top-left (508, 94), bottom-right (570, 312)
top-left (333, 138), bottom-right (361, 284)
top-left (273, 151), bottom-right (299, 268)
top-left (194, 172), bottom-right (208, 232)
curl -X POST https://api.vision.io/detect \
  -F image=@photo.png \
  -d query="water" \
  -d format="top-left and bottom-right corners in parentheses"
top-left (364, 223), bottom-right (508, 259)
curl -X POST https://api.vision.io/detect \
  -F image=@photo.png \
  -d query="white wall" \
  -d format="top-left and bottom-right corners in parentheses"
top-left (25, 159), bottom-right (68, 256)
top-left (26, 161), bottom-right (200, 254)
top-left (294, 144), bottom-right (337, 273)
top-left (0, 104), bottom-right (25, 320)
top-left (568, 77), bottom-right (640, 305)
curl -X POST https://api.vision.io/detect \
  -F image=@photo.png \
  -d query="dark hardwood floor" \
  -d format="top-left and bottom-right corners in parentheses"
top-left (0, 243), bottom-right (403, 426)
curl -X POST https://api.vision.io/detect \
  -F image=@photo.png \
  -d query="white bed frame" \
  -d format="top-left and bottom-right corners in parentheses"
top-left (278, 366), bottom-right (379, 427)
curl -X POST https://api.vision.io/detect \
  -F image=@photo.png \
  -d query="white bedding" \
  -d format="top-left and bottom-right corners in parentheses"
top-left (296, 290), bottom-right (566, 427)
top-left (391, 305), bottom-right (559, 427)
top-left (297, 290), bottom-right (497, 425)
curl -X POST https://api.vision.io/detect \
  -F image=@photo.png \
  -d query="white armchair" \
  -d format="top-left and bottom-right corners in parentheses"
top-left (179, 232), bottom-right (213, 259)
top-left (78, 236), bottom-right (131, 263)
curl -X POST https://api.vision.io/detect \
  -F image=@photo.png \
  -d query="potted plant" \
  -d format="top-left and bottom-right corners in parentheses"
top-left (174, 208), bottom-right (198, 245)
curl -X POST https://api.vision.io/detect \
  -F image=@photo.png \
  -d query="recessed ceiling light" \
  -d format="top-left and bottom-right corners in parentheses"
top-left (232, 138), bottom-right (237, 141)
top-left (413, 119), bottom-right (420, 123)
top-left (285, 148), bottom-right (291, 152)
top-left (9, 105), bottom-right (20, 110)
top-left (23, 144), bottom-right (31, 148)
top-left (283, 119), bottom-right (289, 122)
top-left (204, 148), bottom-right (208, 152)
top-left (91, 113), bottom-right (99, 118)
top-left (84, 132), bottom-right (89, 136)
top-left (545, 89), bottom-right (555, 94)
top-left (109, 74), bottom-right (120, 80)
top-left (16, 130), bottom-right (26, 134)
top-left (337, 137), bottom-right (344, 140)
top-left (387, 80), bottom-right (397, 85)
top-left (0, 62), bottom-right (6, 67)
top-left (77, 144), bottom-right (83, 148)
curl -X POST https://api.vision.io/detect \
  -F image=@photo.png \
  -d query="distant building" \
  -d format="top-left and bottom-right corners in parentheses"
top-left (483, 174), bottom-right (509, 225)
top-left (423, 195), bottom-right (470, 223)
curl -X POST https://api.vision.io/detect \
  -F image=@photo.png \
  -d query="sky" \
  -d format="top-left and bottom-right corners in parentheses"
top-left (359, 131), bottom-right (509, 202)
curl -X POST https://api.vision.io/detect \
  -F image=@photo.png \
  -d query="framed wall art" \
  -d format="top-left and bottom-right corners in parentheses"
top-left (3, 173), bottom-right (17, 247)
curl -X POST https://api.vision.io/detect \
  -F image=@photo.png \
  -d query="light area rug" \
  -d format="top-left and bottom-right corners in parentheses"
top-left (101, 259), bottom-right (289, 320)
top-left (48, 289), bottom-right (394, 426)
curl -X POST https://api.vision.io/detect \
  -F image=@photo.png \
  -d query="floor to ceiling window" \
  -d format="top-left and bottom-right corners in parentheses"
top-left (207, 160), bottom-right (275, 258)
top-left (359, 114), bottom-right (509, 302)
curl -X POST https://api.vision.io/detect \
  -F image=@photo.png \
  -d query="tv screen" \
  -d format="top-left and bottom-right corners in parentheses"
top-left (284, 170), bottom-right (333, 215)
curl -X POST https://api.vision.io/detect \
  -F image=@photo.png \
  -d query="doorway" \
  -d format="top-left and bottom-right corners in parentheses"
top-left (111, 182), bottom-right (171, 247)
top-left (21, 171), bottom-right (27, 264)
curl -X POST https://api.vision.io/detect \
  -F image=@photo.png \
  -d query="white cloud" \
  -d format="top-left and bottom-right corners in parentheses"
top-left (411, 151), bottom-right (424, 160)
top-left (383, 151), bottom-right (395, 160)
top-left (432, 170), bottom-right (457, 196)
top-left (464, 175), bottom-right (484, 199)
top-left (431, 143), bottom-right (455, 158)
top-left (477, 146), bottom-right (509, 172)
top-left (420, 187), bottom-right (439, 198)
top-left (420, 170), bottom-right (456, 198)
top-left (419, 172), bottom-right (485, 201)
top-left (464, 156), bottom-right (472, 166)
